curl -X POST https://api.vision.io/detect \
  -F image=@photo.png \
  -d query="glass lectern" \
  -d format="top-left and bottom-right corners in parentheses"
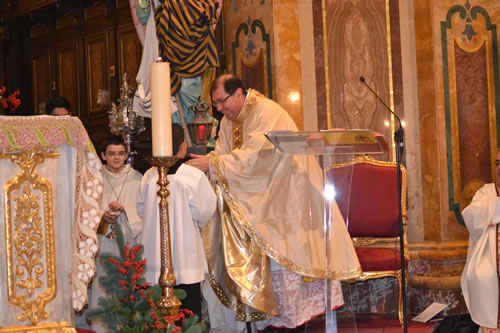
top-left (266, 129), bottom-right (389, 332)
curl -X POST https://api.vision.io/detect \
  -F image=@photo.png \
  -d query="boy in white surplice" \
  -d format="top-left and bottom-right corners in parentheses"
top-left (138, 124), bottom-right (216, 319)
top-left (89, 136), bottom-right (143, 333)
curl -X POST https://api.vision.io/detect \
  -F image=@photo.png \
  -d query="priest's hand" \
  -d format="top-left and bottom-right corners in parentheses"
top-left (186, 154), bottom-right (209, 173)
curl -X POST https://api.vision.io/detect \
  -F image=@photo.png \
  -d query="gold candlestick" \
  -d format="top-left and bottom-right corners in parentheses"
top-left (147, 156), bottom-right (181, 316)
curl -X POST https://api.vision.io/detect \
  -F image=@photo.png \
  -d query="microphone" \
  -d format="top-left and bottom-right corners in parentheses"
top-left (359, 76), bottom-right (404, 155)
top-left (360, 76), bottom-right (407, 332)
top-left (359, 76), bottom-right (402, 129)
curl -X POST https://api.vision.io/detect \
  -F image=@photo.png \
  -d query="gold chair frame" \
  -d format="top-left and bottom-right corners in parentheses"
top-left (330, 155), bottom-right (408, 325)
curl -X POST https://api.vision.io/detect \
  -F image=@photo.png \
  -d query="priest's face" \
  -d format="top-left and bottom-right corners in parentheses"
top-left (212, 86), bottom-right (244, 121)
top-left (101, 144), bottom-right (127, 172)
top-left (496, 150), bottom-right (500, 187)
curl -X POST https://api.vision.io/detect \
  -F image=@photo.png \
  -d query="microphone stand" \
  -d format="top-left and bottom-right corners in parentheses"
top-left (360, 77), bottom-right (407, 333)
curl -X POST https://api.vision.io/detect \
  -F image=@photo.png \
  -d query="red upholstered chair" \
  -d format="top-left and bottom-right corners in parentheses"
top-left (327, 155), bottom-right (408, 325)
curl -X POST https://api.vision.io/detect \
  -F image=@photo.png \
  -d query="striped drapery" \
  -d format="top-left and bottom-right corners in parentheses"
top-left (155, 0), bottom-right (220, 95)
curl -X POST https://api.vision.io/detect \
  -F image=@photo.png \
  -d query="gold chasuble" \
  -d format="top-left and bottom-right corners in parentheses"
top-left (204, 89), bottom-right (361, 320)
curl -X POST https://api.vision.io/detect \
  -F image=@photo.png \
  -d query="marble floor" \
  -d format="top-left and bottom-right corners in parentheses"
top-left (75, 311), bottom-right (478, 333)
top-left (259, 313), bottom-right (478, 333)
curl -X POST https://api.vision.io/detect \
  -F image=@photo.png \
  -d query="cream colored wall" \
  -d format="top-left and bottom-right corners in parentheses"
top-left (272, 0), bottom-right (304, 130)
top-left (298, 0), bottom-right (319, 131)
top-left (399, 0), bottom-right (424, 242)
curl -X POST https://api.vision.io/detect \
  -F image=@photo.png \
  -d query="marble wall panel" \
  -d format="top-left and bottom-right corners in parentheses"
top-left (321, 0), bottom-right (403, 160)
top-left (456, 44), bottom-right (491, 200)
top-left (414, 0), bottom-right (443, 242)
top-left (273, 0), bottom-right (303, 129)
top-left (224, 0), bottom-right (274, 96)
top-left (223, 0), bottom-right (304, 129)
top-left (416, 0), bottom-right (500, 241)
top-left (442, 2), bottom-right (499, 232)
top-left (312, 3), bottom-right (328, 129)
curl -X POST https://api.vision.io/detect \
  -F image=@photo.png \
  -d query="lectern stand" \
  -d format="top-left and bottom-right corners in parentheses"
top-left (0, 116), bottom-right (103, 332)
top-left (266, 129), bottom-right (388, 330)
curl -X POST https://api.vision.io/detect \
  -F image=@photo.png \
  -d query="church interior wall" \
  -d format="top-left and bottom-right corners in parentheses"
top-left (1, 0), bottom-right (500, 321)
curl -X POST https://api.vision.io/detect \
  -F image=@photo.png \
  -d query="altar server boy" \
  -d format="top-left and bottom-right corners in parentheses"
top-left (138, 124), bottom-right (216, 318)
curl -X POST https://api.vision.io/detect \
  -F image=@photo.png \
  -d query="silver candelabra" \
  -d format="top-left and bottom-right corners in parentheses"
top-left (99, 73), bottom-right (145, 166)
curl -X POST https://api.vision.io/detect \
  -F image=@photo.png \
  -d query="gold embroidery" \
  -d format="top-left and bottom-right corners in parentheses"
top-left (3, 150), bottom-right (59, 324)
top-left (232, 123), bottom-right (243, 149)
top-left (211, 156), bottom-right (362, 280)
top-left (0, 321), bottom-right (76, 332)
top-left (230, 89), bottom-right (265, 151)
top-left (205, 265), bottom-right (270, 322)
top-left (1, 116), bottom-right (104, 313)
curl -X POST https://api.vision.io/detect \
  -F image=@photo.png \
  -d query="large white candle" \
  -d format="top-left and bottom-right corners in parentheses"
top-left (151, 61), bottom-right (172, 156)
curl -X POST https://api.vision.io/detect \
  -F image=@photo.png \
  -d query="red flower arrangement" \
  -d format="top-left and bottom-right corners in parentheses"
top-left (0, 86), bottom-right (21, 115)
top-left (85, 221), bottom-right (205, 333)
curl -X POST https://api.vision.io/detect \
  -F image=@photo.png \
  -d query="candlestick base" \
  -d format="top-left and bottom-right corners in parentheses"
top-left (147, 156), bottom-right (181, 316)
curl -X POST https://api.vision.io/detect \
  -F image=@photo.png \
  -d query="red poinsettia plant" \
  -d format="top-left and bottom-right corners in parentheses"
top-left (0, 86), bottom-right (21, 115)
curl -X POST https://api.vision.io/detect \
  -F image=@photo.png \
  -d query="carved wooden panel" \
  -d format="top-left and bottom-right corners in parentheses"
top-left (56, 14), bottom-right (77, 30)
top-left (86, 32), bottom-right (111, 116)
top-left (117, 24), bottom-right (142, 91)
top-left (14, 0), bottom-right (57, 15)
top-left (84, 3), bottom-right (108, 21)
top-left (31, 49), bottom-right (52, 114)
top-left (57, 40), bottom-right (80, 117)
top-left (116, 0), bottom-right (129, 9)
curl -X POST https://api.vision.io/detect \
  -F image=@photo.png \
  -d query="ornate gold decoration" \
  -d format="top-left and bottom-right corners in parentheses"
top-left (211, 155), bottom-right (362, 281)
top-left (230, 89), bottom-right (263, 150)
top-left (205, 265), bottom-right (270, 322)
top-left (0, 321), bottom-right (76, 332)
top-left (232, 123), bottom-right (243, 149)
top-left (1, 150), bottom-right (60, 325)
top-left (147, 156), bottom-right (181, 316)
top-left (302, 276), bottom-right (316, 283)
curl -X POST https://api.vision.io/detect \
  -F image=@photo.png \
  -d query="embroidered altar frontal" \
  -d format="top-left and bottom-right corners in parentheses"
top-left (0, 116), bottom-right (103, 331)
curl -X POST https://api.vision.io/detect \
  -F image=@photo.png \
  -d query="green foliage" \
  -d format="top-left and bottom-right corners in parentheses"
top-left (85, 222), bottom-right (205, 333)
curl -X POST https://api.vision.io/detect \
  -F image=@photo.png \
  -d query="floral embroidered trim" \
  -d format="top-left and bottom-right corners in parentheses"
top-left (0, 116), bottom-right (93, 152)
top-left (72, 148), bottom-right (103, 311)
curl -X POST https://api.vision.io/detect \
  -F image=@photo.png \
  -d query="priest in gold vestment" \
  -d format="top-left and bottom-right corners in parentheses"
top-left (188, 75), bottom-right (360, 328)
